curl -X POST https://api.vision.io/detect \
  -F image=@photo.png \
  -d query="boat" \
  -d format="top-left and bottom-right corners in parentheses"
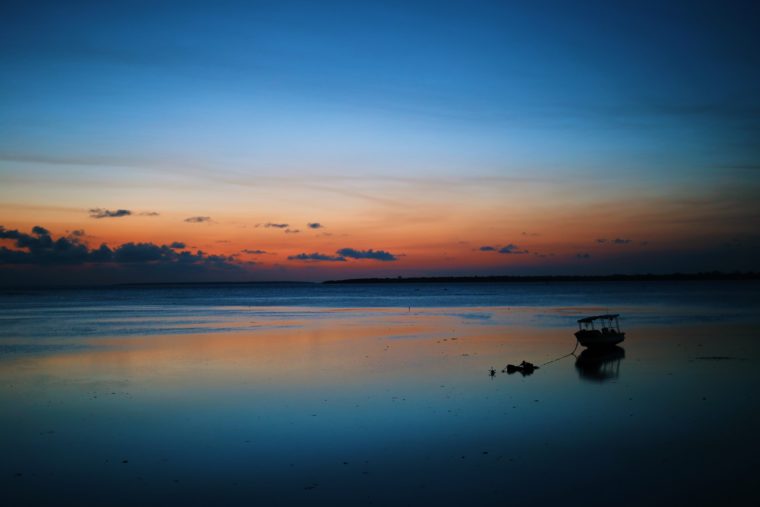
top-left (574, 314), bottom-right (625, 348)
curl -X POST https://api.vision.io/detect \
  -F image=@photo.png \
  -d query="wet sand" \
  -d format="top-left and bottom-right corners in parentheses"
top-left (2, 306), bottom-right (759, 506)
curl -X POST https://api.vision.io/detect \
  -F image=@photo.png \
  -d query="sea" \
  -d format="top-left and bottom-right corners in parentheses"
top-left (1, 281), bottom-right (759, 506)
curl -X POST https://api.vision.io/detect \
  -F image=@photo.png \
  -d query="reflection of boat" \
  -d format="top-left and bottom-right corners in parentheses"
top-left (575, 346), bottom-right (625, 382)
top-left (575, 314), bottom-right (625, 347)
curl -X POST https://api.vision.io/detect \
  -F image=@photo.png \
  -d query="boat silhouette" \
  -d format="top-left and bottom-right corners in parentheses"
top-left (575, 314), bottom-right (625, 347)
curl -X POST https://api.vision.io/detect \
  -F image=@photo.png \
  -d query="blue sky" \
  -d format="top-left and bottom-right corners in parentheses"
top-left (1, 1), bottom-right (759, 283)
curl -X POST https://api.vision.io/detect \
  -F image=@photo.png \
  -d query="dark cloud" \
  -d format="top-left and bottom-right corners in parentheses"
top-left (597, 238), bottom-right (634, 245)
top-left (68, 229), bottom-right (85, 237)
top-left (285, 229), bottom-right (300, 234)
top-left (336, 248), bottom-right (398, 261)
top-left (113, 243), bottom-right (169, 263)
top-left (139, 211), bottom-right (160, 216)
top-left (498, 244), bottom-right (528, 254)
top-left (287, 252), bottom-right (346, 262)
top-left (184, 216), bottom-right (211, 223)
top-left (169, 242), bottom-right (186, 249)
top-left (263, 223), bottom-right (288, 229)
top-left (479, 243), bottom-right (528, 254)
top-left (1, 225), bottom-right (89, 264)
top-left (242, 249), bottom-right (267, 255)
top-left (89, 208), bottom-right (131, 219)
top-left (307, 223), bottom-right (323, 229)
top-left (0, 226), bottom-right (240, 272)
top-left (576, 252), bottom-right (591, 259)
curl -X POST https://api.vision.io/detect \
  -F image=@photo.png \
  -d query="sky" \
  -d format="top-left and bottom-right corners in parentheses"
top-left (1, 0), bottom-right (759, 285)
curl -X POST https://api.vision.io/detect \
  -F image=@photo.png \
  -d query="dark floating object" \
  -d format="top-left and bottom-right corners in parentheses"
top-left (503, 361), bottom-right (539, 376)
top-left (575, 314), bottom-right (625, 348)
top-left (489, 367), bottom-right (496, 377)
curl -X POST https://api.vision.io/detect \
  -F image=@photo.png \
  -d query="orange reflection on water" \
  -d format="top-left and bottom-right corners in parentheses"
top-left (2, 308), bottom-right (569, 392)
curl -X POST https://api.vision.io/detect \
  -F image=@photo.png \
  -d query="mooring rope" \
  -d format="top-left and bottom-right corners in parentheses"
top-left (539, 339), bottom-right (580, 367)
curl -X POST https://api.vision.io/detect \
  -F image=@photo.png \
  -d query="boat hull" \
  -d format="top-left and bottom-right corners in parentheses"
top-left (574, 329), bottom-right (625, 348)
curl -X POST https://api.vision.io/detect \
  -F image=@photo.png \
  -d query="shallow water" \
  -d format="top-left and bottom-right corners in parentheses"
top-left (1, 283), bottom-right (759, 506)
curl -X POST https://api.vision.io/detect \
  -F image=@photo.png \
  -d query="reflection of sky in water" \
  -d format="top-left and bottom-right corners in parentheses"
top-left (1, 286), bottom-right (759, 505)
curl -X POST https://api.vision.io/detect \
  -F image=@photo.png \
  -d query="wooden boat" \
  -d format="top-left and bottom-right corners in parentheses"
top-left (574, 314), bottom-right (625, 348)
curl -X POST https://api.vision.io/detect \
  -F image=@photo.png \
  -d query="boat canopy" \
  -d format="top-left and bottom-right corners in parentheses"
top-left (577, 314), bottom-right (620, 323)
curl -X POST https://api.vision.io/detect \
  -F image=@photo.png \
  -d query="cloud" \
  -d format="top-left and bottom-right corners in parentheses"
top-left (479, 243), bottom-right (529, 254)
top-left (597, 237), bottom-right (633, 245)
top-left (139, 211), bottom-right (160, 216)
top-left (498, 244), bottom-right (528, 254)
top-left (285, 228), bottom-right (300, 234)
top-left (89, 208), bottom-right (131, 219)
top-left (307, 222), bottom-right (323, 229)
top-left (1, 225), bottom-right (89, 264)
top-left (576, 252), bottom-right (591, 259)
top-left (0, 225), bottom-right (240, 271)
top-left (169, 242), bottom-right (186, 249)
top-left (336, 248), bottom-right (398, 261)
top-left (242, 249), bottom-right (267, 255)
top-left (263, 223), bottom-right (288, 229)
top-left (184, 216), bottom-right (211, 223)
top-left (287, 252), bottom-right (346, 262)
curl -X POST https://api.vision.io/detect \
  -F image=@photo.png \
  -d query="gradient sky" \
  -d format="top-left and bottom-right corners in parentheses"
top-left (1, 0), bottom-right (759, 285)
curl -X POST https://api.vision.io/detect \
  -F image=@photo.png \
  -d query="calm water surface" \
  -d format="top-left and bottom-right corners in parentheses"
top-left (1, 282), bottom-right (759, 506)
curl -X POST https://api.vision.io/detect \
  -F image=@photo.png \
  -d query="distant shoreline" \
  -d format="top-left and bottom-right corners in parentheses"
top-left (323, 272), bottom-right (760, 284)
top-left (2, 272), bottom-right (758, 291)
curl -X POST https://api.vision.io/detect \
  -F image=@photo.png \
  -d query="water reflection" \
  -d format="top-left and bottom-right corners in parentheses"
top-left (574, 346), bottom-right (625, 382)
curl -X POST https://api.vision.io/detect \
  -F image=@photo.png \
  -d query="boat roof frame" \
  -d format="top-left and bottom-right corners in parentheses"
top-left (577, 314), bottom-right (620, 324)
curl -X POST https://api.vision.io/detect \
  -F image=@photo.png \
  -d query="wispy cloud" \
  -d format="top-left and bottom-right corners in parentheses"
top-left (336, 248), bottom-right (398, 261)
top-left (89, 208), bottom-right (131, 219)
top-left (479, 243), bottom-right (528, 254)
top-left (498, 244), bottom-right (529, 254)
top-left (242, 249), bottom-right (267, 255)
top-left (184, 216), bottom-right (211, 223)
top-left (597, 237), bottom-right (633, 245)
top-left (287, 252), bottom-right (346, 262)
